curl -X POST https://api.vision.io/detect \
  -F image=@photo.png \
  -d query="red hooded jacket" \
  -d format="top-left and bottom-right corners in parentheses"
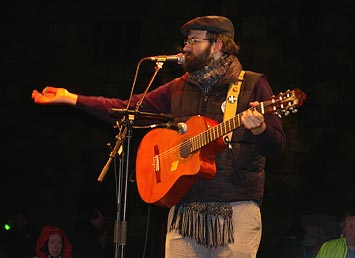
top-left (35, 225), bottom-right (72, 258)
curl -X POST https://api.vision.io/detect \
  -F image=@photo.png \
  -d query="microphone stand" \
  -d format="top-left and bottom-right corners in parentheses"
top-left (97, 120), bottom-right (126, 183)
top-left (97, 61), bottom-right (170, 258)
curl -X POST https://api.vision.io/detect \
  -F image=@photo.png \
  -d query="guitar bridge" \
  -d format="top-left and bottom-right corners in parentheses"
top-left (153, 145), bottom-right (161, 183)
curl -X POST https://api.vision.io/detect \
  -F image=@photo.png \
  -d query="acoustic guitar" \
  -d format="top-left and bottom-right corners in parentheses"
top-left (136, 88), bottom-right (306, 208)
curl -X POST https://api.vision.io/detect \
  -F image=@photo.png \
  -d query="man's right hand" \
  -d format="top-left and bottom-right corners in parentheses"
top-left (32, 86), bottom-right (78, 105)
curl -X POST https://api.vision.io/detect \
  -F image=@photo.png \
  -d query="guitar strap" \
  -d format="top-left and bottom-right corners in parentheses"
top-left (223, 70), bottom-right (245, 146)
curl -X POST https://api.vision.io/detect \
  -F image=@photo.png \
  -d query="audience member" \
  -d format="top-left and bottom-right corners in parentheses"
top-left (72, 207), bottom-right (114, 258)
top-left (2, 209), bottom-right (39, 258)
top-left (272, 221), bottom-right (305, 258)
top-left (35, 225), bottom-right (72, 258)
top-left (316, 208), bottom-right (355, 258)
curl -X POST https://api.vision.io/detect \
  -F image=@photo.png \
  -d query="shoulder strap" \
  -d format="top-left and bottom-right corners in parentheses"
top-left (223, 70), bottom-right (245, 144)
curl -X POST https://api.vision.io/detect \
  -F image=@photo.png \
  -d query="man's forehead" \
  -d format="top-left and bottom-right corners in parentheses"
top-left (188, 30), bottom-right (207, 37)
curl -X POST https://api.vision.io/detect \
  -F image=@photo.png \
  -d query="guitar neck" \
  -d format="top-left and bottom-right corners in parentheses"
top-left (190, 105), bottom-right (263, 152)
top-left (188, 87), bottom-right (306, 153)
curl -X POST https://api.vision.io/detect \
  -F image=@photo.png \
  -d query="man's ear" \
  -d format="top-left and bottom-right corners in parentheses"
top-left (214, 39), bottom-right (223, 51)
top-left (212, 39), bottom-right (223, 59)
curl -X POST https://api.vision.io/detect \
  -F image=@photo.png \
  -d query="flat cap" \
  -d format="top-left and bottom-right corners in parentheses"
top-left (180, 15), bottom-right (234, 38)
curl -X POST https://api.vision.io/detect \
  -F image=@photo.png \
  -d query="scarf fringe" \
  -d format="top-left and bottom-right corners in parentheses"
top-left (169, 202), bottom-right (234, 248)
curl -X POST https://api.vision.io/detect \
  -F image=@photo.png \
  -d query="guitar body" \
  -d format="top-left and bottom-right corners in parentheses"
top-left (136, 115), bottom-right (226, 208)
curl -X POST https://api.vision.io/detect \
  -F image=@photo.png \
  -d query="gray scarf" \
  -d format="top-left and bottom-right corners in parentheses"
top-left (188, 54), bottom-right (236, 94)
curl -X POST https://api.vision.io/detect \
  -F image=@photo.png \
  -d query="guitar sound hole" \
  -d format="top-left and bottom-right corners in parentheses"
top-left (180, 140), bottom-right (192, 159)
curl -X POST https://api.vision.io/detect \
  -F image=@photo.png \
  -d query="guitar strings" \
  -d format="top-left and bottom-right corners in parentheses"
top-left (153, 111), bottom-right (248, 171)
top-left (152, 106), bottom-right (262, 174)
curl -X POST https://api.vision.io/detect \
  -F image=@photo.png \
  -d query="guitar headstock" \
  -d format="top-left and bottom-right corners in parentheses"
top-left (262, 88), bottom-right (307, 117)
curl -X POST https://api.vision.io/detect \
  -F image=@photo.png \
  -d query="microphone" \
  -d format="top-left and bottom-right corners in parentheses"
top-left (151, 122), bottom-right (187, 134)
top-left (144, 53), bottom-right (185, 65)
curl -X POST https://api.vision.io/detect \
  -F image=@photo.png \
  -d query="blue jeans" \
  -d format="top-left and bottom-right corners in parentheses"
top-left (165, 201), bottom-right (262, 258)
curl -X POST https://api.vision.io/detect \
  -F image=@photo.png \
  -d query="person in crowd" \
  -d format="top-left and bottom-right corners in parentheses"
top-left (316, 208), bottom-right (355, 258)
top-left (272, 220), bottom-right (305, 258)
top-left (72, 207), bottom-right (113, 258)
top-left (35, 225), bottom-right (72, 258)
top-left (2, 209), bottom-right (39, 258)
top-left (31, 15), bottom-right (286, 258)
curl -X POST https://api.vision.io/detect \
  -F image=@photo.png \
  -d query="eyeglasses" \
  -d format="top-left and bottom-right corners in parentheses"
top-left (184, 38), bottom-right (211, 46)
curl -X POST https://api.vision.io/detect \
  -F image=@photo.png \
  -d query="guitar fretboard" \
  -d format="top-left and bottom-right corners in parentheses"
top-left (178, 88), bottom-right (304, 156)
top-left (189, 104), bottom-right (263, 152)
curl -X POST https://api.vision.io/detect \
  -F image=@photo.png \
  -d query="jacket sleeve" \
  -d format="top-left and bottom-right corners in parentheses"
top-left (76, 79), bottom-right (178, 125)
top-left (252, 76), bottom-right (287, 157)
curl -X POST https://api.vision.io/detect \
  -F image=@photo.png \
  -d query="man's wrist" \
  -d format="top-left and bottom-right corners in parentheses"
top-left (64, 90), bottom-right (78, 105)
top-left (250, 122), bottom-right (266, 135)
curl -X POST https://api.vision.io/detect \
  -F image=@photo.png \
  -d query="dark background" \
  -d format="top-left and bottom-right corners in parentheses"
top-left (1, 0), bottom-right (354, 257)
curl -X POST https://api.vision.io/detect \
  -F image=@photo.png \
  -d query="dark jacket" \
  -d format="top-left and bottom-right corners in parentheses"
top-left (76, 58), bottom-right (286, 205)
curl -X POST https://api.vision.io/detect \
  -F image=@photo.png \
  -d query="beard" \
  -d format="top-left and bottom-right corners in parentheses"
top-left (183, 45), bottom-right (213, 73)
